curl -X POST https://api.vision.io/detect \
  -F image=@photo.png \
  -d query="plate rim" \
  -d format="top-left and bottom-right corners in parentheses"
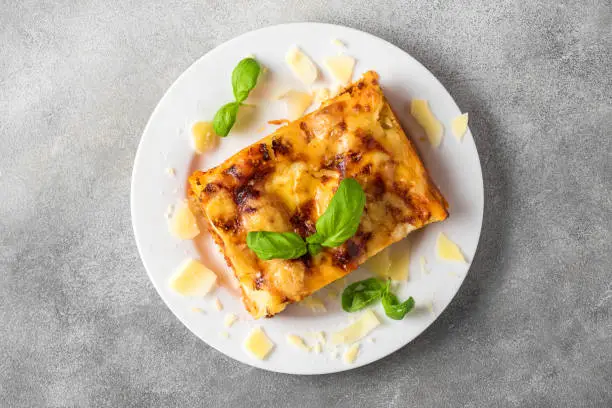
top-left (131, 21), bottom-right (485, 375)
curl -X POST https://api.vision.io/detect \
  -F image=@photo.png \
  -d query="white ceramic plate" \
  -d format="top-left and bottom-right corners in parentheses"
top-left (131, 23), bottom-right (483, 375)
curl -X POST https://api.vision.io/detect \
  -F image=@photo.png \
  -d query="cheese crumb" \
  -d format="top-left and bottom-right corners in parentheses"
top-left (313, 343), bottom-right (322, 353)
top-left (343, 343), bottom-right (360, 364)
top-left (219, 331), bottom-right (229, 339)
top-left (331, 38), bottom-right (345, 48)
top-left (168, 259), bottom-right (217, 297)
top-left (213, 297), bottom-right (223, 311)
top-left (426, 301), bottom-right (434, 315)
top-left (191, 307), bottom-right (205, 313)
top-left (436, 233), bottom-right (466, 262)
top-left (332, 310), bottom-right (380, 344)
top-left (323, 55), bottom-right (355, 85)
top-left (285, 46), bottom-right (318, 86)
top-left (224, 313), bottom-right (238, 328)
top-left (419, 256), bottom-right (430, 275)
top-left (169, 201), bottom-right (200, 240)
top-left (367, 337), bottom-right (375, 344)
top-left (329, 349), bottom-right (338, 359)
top-left (451, 113), bottom-right (469, 141)
top-left (164, 204), bottom-right (175, 219)
top-left (165, 167), bottom-right (176, 176)
top-left (244, 327), bottom-right (274, 360)
top-left (286, 334), bottom-right (310, 351)
top-left (410, 100), bottom-right (443, 148)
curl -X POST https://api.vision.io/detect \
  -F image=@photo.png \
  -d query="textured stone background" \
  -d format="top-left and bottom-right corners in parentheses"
top-left (1, 0), bottom-right (610, 407)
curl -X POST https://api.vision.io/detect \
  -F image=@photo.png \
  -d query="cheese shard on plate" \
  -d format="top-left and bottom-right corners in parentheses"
top-left (451, 113), bottom-right (469, 141)
top-left (436, 232), bottom-right (466, 262)
top-left (189, 71), bottom-right (448, 318)
top-left (168, 258), bottom-right (217, 296)
top-left (410, 100), bottom-right (443, 148)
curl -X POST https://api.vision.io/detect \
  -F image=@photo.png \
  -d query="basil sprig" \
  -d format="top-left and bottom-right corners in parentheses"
top-left (213, 57), bottom-right (261, 137)
top-left (341, 278), bottom-right (415, 320)
top-left (306, 178), bottom-right (366, 248)
top-left (247, 178), bottom-right (366, 260)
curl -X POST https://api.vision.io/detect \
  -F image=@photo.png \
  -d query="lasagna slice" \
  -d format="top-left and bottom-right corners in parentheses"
top-left (189, 71), bottom-right (448, 318)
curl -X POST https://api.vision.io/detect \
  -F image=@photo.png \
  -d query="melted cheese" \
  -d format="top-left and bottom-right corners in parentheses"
top-left (285, 46), bottom-right (318, 85)
top-left (169, 201), bottom-right (200, 239)
top-left (332, 310), bottom-right (380, 344)
top-left (410, 100), bottom-right (443, 148)
top-left (244, 327), bottom-right (274, 360)
top-left (323, 55), bottom-right (355, 84)
top-left (451, 113), bottom-right (469, 141)
top-left (343, 343), bottom-right (360, 364)
top-left (168, 259), bottom-right (217, 296)
top-left (436, 233), bottom-right (466, 262)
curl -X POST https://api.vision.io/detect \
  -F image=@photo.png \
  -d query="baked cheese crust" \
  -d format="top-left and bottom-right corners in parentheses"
top-left (189, 71), bottom-right (448, 318)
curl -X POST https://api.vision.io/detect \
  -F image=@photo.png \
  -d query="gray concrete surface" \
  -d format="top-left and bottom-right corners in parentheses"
top-left (1, 0), bottom-right (611, 407)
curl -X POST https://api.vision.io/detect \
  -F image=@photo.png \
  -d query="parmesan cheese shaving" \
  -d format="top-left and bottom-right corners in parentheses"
top-left (224, 313), bottom-right (238, 328)
top-left (244, 327), bottom-right (274, 360)
top-left (286, 334), bottom-right (310, 351)
top-left (168, 259), bottom-right (217, 297)
top-left (436, 233), bottom-right (466, 262)
top-left (343, 343), bottom-right (360, 364)
top-left (281, 90), bottom-right (313, 120)
top-left (168, 201), bottom-right (200, 240)
top-left (285, 46), bottom-right (318, 85)
top-left (451, 113), bottom-right (469, 141)
top-left (323, 55), bottom-right (355, 84)
top-left (332, 310), bottom-right (380, 345)
top-left (410, 100), bottom-right (443, 148)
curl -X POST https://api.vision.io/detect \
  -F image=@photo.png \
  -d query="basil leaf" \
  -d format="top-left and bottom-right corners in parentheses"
top-left (232, 58), bottom-right (261, 103)
top-left (307, 243), bottom-right (323, 256)
top-left (341, 278), bottom-right (386, 312)
top-left (247, 231), bottom-right (307, 260)
top-left (314, 178), bottom-right (365, 248)
top-left (382, 281), bottom-right (415, 320)
top-left (213, 101), bottom-right (240, 137)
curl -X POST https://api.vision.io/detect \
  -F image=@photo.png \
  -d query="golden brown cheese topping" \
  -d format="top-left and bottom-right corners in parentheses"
top-left (189, 71), bottom-right (448, 318)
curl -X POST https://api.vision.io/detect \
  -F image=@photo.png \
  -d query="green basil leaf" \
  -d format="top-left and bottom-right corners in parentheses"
top-left (232, 58), bottom-right (261, 103)
top-left (341, 278), bottom-right (386, 312)
top-left (246, 231), bottom-right (307, 260)
top-left (213, 102), bottom-right (240, 137)
top-left (382, 284), bottom-right (415, 320)
top-left (314, 178), bottom-right (365, 248)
